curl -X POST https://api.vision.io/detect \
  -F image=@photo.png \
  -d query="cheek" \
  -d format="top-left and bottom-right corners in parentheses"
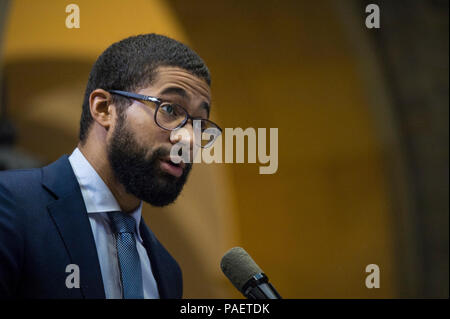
top-left (125, 107), bottom-right (169, 147)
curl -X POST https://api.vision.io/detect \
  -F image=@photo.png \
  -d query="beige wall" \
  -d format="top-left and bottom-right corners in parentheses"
top-left (3, 0), bottom-right (398, 297)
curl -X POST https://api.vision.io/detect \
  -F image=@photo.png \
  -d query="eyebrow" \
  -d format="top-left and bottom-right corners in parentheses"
top-left (159, 86), bottom-right (210, 117)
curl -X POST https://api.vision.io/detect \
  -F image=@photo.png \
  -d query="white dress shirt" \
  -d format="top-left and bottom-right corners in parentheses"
top-left (68, 148), bottom-right (160, 299)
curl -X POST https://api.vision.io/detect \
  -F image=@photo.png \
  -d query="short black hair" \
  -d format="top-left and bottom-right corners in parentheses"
top-left (79, 33), bottom-right (211, 143)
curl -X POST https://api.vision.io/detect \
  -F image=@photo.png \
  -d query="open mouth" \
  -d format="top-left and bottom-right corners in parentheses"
top-left (160, 157), bottom-right (185, 178)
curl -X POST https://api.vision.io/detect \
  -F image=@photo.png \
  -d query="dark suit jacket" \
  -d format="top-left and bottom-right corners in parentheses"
top-left (0, 155), bottom-right (182, 299)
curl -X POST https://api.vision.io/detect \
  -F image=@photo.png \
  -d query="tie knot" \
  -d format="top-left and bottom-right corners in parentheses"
top-left (108, 211), bottom-right (136, 234)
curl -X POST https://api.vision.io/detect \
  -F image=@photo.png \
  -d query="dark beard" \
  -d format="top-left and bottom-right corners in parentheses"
top-left (107, 114), bottom-right (192, 207)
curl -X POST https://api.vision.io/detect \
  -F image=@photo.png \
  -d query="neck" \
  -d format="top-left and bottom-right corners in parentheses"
top-left (77, 139), bottom-right (140, 214)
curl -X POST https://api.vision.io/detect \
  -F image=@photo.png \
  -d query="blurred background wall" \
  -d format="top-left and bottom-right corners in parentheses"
top-left (0, 0), bottom-right (448, 298)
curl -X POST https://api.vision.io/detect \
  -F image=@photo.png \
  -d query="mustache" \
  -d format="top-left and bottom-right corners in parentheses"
top-left (151, 147), bottom-right (172, 159)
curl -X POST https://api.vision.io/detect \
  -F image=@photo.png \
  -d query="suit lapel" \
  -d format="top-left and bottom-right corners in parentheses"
top-left (139, 221), bottom-right (169, 298)
top-left (42, 155), bottom-right (105, 299)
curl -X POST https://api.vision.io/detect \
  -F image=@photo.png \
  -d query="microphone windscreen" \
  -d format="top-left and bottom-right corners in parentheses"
top-left (220, 247), bottom-right (263, 292)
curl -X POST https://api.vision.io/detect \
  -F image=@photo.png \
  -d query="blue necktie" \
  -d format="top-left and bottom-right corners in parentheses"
top-left (108, 211), bottom-right (144, 299)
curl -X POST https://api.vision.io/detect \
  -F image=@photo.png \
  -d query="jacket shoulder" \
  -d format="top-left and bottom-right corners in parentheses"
top-left (0, 168), bottom-right (42, 195)
top-left (0, 168), bottom-right (43, 200)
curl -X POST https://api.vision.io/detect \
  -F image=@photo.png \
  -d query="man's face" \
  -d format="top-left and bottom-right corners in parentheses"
top-left (106, 66), bottom-right (211, 207)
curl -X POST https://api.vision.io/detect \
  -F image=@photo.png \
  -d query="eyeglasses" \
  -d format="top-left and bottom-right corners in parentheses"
top-left (108, 90), bottom-right (222, 148)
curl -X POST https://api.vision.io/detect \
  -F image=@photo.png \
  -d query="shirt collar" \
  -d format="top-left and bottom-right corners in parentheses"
top-left (68, 147), bottom-right (143, 241)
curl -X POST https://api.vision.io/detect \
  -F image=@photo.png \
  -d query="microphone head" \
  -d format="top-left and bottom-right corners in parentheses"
top-left (220, 247), bottom-right (263, 293)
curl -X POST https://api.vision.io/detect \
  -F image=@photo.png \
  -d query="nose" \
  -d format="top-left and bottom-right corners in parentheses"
top-left (183, 120), bottom-right (195, 148)
top-left (169, 120), bottom-right (195, 152)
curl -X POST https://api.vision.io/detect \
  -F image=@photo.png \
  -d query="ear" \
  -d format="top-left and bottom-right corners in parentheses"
top-left (89, 89), bottom-right (115, 130)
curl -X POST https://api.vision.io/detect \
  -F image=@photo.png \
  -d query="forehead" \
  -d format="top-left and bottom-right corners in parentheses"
top-left (149, 66), bottom-right (211, 102)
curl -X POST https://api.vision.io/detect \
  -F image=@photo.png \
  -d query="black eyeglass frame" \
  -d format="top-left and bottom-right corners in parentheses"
top-left (108, 89), bottom-right (222, 147)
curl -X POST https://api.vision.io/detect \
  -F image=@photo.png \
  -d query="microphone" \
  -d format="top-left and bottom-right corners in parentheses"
top-left (220, 247), bottom-right (282, 299)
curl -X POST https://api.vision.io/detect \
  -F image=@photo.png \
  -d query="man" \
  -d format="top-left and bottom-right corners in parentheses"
top-left (0, 34), bottom-right (220, 298)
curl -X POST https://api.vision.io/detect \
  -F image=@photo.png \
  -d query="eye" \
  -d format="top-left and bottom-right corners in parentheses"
top-left (160, 103), bottom-right (175, 115)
